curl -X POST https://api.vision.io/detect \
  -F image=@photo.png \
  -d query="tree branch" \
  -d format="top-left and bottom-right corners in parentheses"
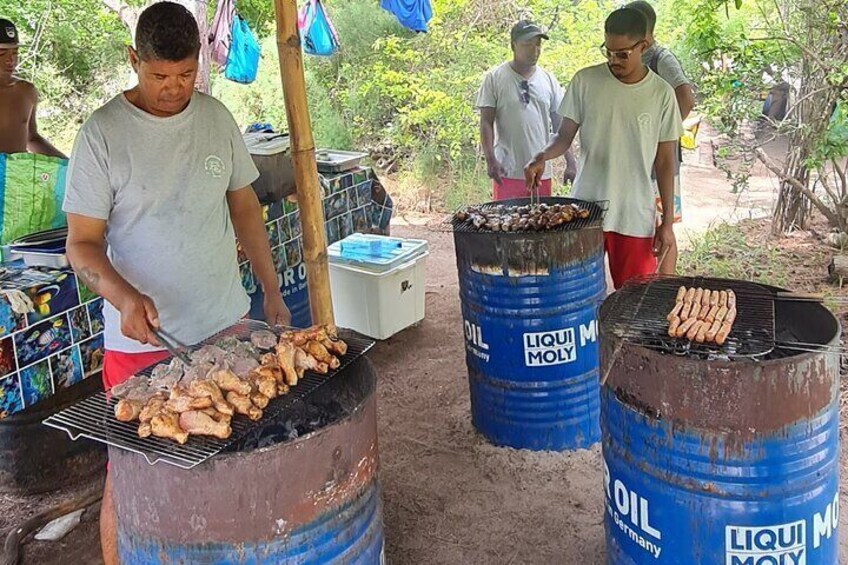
top-left (749, 36), bottom-right (829, 73)
top-left (756, 148), bottom-right (844, 230)
top-left (101, 0), bottom-right (139, 31)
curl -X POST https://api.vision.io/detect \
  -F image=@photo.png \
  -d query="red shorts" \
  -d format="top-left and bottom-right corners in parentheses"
top-left (102, 349), bottom-right (170, 391)
top-left (604, 232), bottom-right (657, 290)
top-left (493, 178), bottom-right (552, 201)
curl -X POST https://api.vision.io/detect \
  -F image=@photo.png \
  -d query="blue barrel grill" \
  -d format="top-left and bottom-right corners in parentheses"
top-left (599, 282), bottom-right (841, 564)
top-left (453, 197), bottom-right (606, 451)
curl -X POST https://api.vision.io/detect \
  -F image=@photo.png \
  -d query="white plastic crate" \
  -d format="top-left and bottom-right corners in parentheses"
top-left (328, 235), bottom-right (428, 340)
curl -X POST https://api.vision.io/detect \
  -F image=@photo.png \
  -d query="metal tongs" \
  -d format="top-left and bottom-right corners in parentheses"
top-left (151, 327), bottom-right (193, 366)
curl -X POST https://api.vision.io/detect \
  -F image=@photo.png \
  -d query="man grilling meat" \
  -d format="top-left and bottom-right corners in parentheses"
top-left (62, 3), bottom-right (290, 563)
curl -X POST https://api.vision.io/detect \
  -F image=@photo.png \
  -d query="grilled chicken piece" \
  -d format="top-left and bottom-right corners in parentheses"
top-left (304, 340), bottom-right (336, 367)
top-left (210, 366), bottom-right (251, 396)
top-left (138, 422), bottom-right (152, 438)
top-left (295, 347), bottom-right (328, 378)
top-left (276, 383), bottom-right (290, 396)
top-left (140, 395), bottom-right (167, 423)
top-left (188, 379), bottom-right (235, 416)
top-left (180, 410), bottom-right (231, 440)
top-left (250, 392), bottom-right (270, 409)
top-left (255, 364), bottom-right (283, 386)
top-left (166, 386), bottom-right (214, 413)
top-left (275, 340), bottom-right (299, 385)
top-left (246, 369), bottom-right (278, 401)
top-left (250, 330), bottom-right (278, 350)
top-left (226, 392), bottom-right (263, 421)
top-left (201, 408), bottom-right (232, 426)
top-left (114, 399), bottom-right (144, 422)
top-left (150, 409), bottom-right (189, 444)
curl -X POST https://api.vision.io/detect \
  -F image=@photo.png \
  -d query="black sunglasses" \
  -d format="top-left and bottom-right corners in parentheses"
top-left (519, 80), bottom-right (530, 105)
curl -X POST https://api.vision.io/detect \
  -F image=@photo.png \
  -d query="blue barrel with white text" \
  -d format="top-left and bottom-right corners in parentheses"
top-left (453, 197), bottom-right (606, 451)
top-left (599, 282), bottom-right (841, 564)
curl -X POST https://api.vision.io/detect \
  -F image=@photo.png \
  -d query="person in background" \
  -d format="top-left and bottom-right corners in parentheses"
top-left (525, 8), bottom-right (682, 289)
top-left (477, 20), bottom-right (574, 201)
top-left (0, 19), bottom-right (66, 158)
top-left (627, 1), bottom-right (695, 275)
top-left (62, 3), bottom-right (290, 563)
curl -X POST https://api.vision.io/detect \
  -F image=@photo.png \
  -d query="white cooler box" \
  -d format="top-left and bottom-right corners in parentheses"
top-left (328, 234), bottom-right (429, 340)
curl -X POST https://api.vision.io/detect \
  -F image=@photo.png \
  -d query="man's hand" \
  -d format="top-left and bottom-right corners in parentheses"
top-left (524, 154), bottom-right (546, 190)
top-left (653, 222), bottom-right (677, 262)
top-left (117, 290), bottom-right (161, 346)
top-left (264, 290), bottom-right (292, 327)
top-left (486, 157), bottom-right (506, 185)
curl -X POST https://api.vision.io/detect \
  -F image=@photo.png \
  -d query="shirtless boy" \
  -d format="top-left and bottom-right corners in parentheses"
top-left (0, 19), bottom-right (66, 158)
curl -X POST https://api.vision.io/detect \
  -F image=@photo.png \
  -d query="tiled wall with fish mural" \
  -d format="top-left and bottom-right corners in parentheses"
top-left (238, 167), bottom-right (393, 327)
top-left (0, 267), bottom-right (105, 419)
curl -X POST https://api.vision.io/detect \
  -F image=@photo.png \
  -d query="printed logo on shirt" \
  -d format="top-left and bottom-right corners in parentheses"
top-left (205, 155), bottom-right (226, 178)
top-left (5, 26), bottom-right (15, 39)
top-left (638, 113), bottom-right (652, 130)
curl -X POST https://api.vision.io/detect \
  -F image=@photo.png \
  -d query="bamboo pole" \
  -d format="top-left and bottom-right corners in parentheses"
top-left (272, 0), bottom-right (335, 326)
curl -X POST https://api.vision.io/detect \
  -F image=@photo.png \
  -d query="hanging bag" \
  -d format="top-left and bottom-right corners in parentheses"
top-left (298, 0), bottom-right (340, 56)
top-left (209, 0), bottom-right (236, 69)
top-left (225, 16), bottom-right (261, 84)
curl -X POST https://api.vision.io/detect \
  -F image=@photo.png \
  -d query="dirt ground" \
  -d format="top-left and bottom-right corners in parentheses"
top-left (7, 219), bottom-right (846, 565)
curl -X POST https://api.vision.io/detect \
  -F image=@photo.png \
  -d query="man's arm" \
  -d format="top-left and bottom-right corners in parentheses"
top-left (227, 187), bottom-right (291, 326)
top-left (525, 118), bottom-right (579, 188)
top-left (674, 84), bottom-right (696, 120)
top-left (27, 90), bottom-right (67, 159)
top-left (65, 213), bottom-right (160, 345)
top-left (653, 141), bottom-right (677, 257)
top-left (480, 107), bottom-right (504, 184)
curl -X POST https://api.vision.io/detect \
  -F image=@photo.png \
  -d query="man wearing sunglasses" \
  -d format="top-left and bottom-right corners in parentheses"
top-left (628, 1), bottom-right (695, 276)
top-left (525, 8), bottom-right (682, 289)
top-left (477, 21), bottom-right (568, 201)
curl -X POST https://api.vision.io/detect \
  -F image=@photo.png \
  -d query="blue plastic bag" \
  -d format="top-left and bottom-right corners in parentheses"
top-left (298, 0), bottom-right (340, 56)
top-left (225, 16), bottom-right (260, 84)
top-left (381, 0), bottom-right (432, 33)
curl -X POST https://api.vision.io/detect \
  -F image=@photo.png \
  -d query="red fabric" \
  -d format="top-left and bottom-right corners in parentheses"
top-left (493, 178), bottom-right (552, 201)
top-left (102, 349), bottom-right (170, 391)
top-left (604, 231), bottom-right (657, 289)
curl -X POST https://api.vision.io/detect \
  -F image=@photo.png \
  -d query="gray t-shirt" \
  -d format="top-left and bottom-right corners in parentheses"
top-left (63, 93), bottom-right (258, 353)
top-left (643, 44), bottom-right (691, 90)
top-left (558, 64), bottom-right (683, 237)
top-left (476, 63), bottom-right (564, 180)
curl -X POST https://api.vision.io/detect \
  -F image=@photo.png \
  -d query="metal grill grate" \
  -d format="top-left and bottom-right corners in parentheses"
top-left (450, 197), bottom-right (607, 234)
top-left (43, 320), bottom-right (375, 469)
top-left (601, 275), bottom-right (776, 359)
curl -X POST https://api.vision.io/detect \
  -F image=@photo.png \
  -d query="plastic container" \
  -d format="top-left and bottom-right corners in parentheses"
top-left (243, 133), bottom-right (295, 203)
top-left (328, 234), bottom-right (428, 340)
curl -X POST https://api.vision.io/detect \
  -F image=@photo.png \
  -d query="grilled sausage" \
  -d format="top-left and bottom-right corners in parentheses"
top-left (705, 319), bottom-right (722, 342)
top-left (680, 300), bottom-right (693, 321)
top-left (719, 290), bottom-right (728, 308)
top-left (676, 317), bottom-right (698, 338)
top-left (701, 289), bottom-right (712, 308)
top-left (705, 304), bottom-right (720, 323)
top-left (684, 287), bottom-right (696, 304)
top-left (689, 302), bottom-right (702, 321)
top-left (693, 288), bottom-right (704, 306)
top-left (715, 322), bottom-right (733, 345)
top-left (676, 286), bottom-right (686, 302)
top-left (727, 290), bottom-right (736, 310)
top-left (709, 291), bottom-right (719, 307)
top-left (724, 306), bottom-right (737, 326)
top-left (668, 316), bottom-right (681, 337)
top-left (686, 320), bottom-right (703, 341)
top-left (667, 300), bottom-right (684, 321)
top-left (715, 306), bottom-right (729, 326)
top-left (695, 320), bottom-right (710, 343)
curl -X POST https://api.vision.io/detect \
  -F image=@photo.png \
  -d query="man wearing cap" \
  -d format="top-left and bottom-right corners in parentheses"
top-left (0, 19), bottom-right (66, 157)
top-left (62, 4), bottom-right (289, 563)
top-left (477, 21), bottom-right (572, 201)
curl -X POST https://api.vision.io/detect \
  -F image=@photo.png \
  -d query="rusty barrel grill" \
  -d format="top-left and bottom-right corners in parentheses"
top-left (452, 197), bottom-right (606, 451)
top-left (45, 322), bottom-right (384, 564)
top-left (599, 276), bottom-right (840, 564)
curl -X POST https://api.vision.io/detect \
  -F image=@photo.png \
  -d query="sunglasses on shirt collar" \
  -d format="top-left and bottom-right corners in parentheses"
top-left (599, 40), bottom-right (645, 61)
top-left (519, 80), bottom-right (530, 105)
